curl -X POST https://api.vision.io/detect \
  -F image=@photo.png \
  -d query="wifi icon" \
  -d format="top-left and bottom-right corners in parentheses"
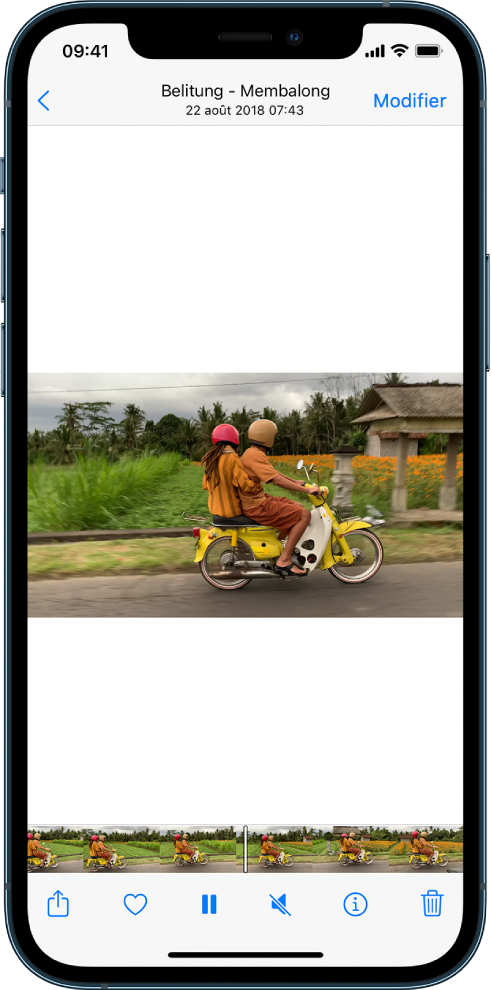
top-left (391, 43), bottom-right (409, 57)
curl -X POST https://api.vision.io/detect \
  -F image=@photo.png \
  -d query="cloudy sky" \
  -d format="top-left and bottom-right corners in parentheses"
top-left (27, 372), bottom-right (463, 432)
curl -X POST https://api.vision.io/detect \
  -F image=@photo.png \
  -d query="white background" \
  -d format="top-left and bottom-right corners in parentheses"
top-left (28, 619), bottom-right (463, 823)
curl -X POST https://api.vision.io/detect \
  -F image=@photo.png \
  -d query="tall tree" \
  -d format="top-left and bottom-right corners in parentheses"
top-left (383, 372), bottom-right (407, 385)
top-left (119, 403), bottom-right (146, 450)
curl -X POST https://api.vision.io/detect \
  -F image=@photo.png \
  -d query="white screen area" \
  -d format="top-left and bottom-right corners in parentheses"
top-left (26, 22), bottom-right (464, 969)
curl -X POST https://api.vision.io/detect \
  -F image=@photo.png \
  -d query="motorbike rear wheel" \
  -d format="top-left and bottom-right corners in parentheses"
top-left (87, 859), bottom-right (98, 872)
top-left (410, 857), bottom-right (422, 870)
top-left (329, 530), bottom-right (383, 584)
top-left (200, 536), bottom-right (256, 590)
top-left (260, 859), bottom-right (269, 868)
top-left (340, 857), bottom-right (350, 867)
top-left (175, 857), bottom-right (185, 867)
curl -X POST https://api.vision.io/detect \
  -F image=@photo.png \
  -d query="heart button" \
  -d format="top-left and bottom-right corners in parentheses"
top-left (123, 893), bottom-right (148, 915)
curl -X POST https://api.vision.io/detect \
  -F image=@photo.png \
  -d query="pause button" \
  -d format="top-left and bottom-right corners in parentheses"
top-left (202, 895), bottom-right (217, 915)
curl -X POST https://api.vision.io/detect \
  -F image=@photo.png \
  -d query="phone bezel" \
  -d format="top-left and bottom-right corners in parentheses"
top-left (5, 2), bottom-right (485, 987)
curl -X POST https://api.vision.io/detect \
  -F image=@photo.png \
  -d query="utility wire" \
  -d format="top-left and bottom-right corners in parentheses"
top-left (28, 377), bottom-right (325, 395)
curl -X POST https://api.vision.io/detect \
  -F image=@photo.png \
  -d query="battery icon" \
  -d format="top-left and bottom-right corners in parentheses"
top-left (415, 45), bottom-right (441, 57)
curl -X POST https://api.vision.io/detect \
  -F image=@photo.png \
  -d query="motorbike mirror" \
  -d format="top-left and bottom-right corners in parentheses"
top-left (296, 459), bottom-right (304, 470)
top-left (309, 463), bottom-right (315, 471)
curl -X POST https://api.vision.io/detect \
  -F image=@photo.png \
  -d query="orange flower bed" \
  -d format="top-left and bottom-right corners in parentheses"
top-left (392, 841), bottom-right (411, 856)
top-left (361, 840), bottom-right (395, 850)
top-left (434, 841), bottom-right (463, 852)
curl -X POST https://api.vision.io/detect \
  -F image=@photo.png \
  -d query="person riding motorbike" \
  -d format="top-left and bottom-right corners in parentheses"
top-left (347, 832), bottom-right (364, 861)
top-left (201, 425), bottom-right (257, 518)
top-left (174, 833), bottom-right (183, 854)
top-left (89, 835), bottom-right (99, 858)
top-left (180, 833), bottom-right (198, 863)
top-left (240, 420), bottom-right (321, 578)
top-left (409, 830), bottom-right (421, 855)
top-left (418, 831), bottom-right (436, 865)
top-left (95, 834), bottom-right (113, 868)
top-left (29, 833), bottom-right (49, 866)
top-left (264, 835), bottom-right (283, 863)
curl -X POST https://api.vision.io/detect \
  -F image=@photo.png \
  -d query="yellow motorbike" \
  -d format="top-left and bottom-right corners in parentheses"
top-left (339, 848), bottom-right (374, 866)
top-left (27, 848), bottom-right (58, 872)
top-left (259, 848), bottom-right (294, 868)
top-left (174, 847), bottom-right (209, 866)
top-left (86, 846), bottom-right (127, 871)
top-left (409, 847), bottom-right (449, 870)
top-left (189, 462), bottom-right (384, 591)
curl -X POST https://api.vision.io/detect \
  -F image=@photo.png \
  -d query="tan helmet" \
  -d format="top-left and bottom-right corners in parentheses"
top-left (248, 419), bottom-right (278, 448)
top-left (268, 835), bottom-right (274, 841)
top-left (420, 831), bottom-right (427, 838)
top-left (99, 834), bottom-right (106, 840)
top-left (349, 832), bottom-right (356, 838)
top-left (34, 833), bottom-right (41, 839)
top-left (183, 833), bottom-right (189, 839)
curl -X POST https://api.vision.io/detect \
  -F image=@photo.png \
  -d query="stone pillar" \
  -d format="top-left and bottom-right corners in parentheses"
top-left (391, 433), bottom-right (409, 512)
top-left (439, 434), bottom-right (460, 510)
top-left (331, 445), bottom-right (359, 516)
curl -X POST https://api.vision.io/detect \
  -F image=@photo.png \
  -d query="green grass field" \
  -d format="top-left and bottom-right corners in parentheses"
top-left (28, 526), bottom-right (463, 580)
top-left (160, 839), bottom-right (235, 862)
top-left (82, 841), bottom-right (159, 867)
top-left (38, 840), bottom-right (83, 861)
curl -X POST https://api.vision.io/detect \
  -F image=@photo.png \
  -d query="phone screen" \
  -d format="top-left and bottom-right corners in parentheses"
top-left (11, 5), bottom-right (482, 986)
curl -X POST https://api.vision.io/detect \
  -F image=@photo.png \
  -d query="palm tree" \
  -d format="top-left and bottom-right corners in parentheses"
top-left (46, 425), bottom-right (84, 464)
top-left (177, 418), bottom-right (198, 459)
top-left (27, 429), bottom-right (46, 462)
top-left (119, 403), bottom-right (146, 450)
top-left (282, 410), bottom-right (303, 456)
top-left (384, 373), bottom-right (407, 385)
top-left (56, 402), bottom-right (84, 435)
top-left (230, 407), bottom-right (260, 454)
top-left (303, 392), bottom-right (328, 454)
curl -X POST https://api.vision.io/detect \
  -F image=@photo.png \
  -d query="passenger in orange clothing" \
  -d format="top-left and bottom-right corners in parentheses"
top-left (409, 831), bottom-right (421, 855)
top-left (89, 835), bottom-right (99, 858)
top-left (29, 833), bottom-right (49, 865)
top-left (174, 834), bottom-right (183, 854)
top-left (419, 832), bottom-right (436, 865)
top-left (181, 833), bottom-right (198, 863)
top-left (96, 835), bottom-right (113, 868)
top-left (265, 835), bottom-right (283, 863)
top-left (347, 832), bottom-right (363, 861)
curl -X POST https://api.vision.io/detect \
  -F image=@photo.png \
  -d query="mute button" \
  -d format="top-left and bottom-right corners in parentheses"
top-left (1, 323), bottom-right (4, 397)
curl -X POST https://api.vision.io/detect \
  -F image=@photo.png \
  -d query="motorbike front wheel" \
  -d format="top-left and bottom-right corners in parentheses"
top-left (283, 857), bottom-right (294, 867)
top-left (364, 853), bottom-right (374, 865)
top-left (116, 858), bottom-right (127, 869)
top-left (49, 858), bottom-right (58, 868)
top-left (437, 855), bottom-right (449, 867)
top-left (329, 530), bottom-right (383, 584)
top-left (200, 536), bottom-right (256, 590)
top-left (198, 854), bottom-right (209, 865)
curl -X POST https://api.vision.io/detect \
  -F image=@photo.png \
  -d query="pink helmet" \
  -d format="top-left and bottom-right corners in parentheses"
top-left (27, 833), bottom-right (33, 839)
top-left (175, 834), bottom-right (181, 840)
top-left (91, 835), bottom-right (98, 841)
top-left (211, 424), bottom-right (240, 447)
top-left (412, 830), bottom-right (418, 838)
top-left (262, 835), bottom-right (268, 841)
top-left (341, 833), bottom-right (347, 837)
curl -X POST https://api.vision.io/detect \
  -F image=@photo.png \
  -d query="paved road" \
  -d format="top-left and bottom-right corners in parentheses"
top-left (313, 860), bottom-right (389, 874)
top-left (389, 861), bottom-right (463, 874)
top-left (83, 862), bottom-right (162, 873)
top-left (246, 862), bottom-right (313, 873)
top-left (159, 862), bottom-right (235, 873)
top-left (29, 861), bottom-right (83, 874)
top-left (28, 563), bottom-right (463, 618)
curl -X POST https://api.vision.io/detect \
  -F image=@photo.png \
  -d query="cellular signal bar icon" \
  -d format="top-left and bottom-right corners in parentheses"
top-left (365, 44), bottom-right (385, 58)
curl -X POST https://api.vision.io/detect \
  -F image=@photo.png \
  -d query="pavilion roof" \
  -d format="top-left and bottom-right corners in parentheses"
top-left (352, 383), bottom-right (463, 424)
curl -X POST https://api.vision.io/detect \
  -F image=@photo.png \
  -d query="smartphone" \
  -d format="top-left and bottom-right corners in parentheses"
top-left (4, 2), bottom-right (485, 988)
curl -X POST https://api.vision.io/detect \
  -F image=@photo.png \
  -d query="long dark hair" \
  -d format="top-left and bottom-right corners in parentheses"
top-left (201, 441), bottom-right (237, 490)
